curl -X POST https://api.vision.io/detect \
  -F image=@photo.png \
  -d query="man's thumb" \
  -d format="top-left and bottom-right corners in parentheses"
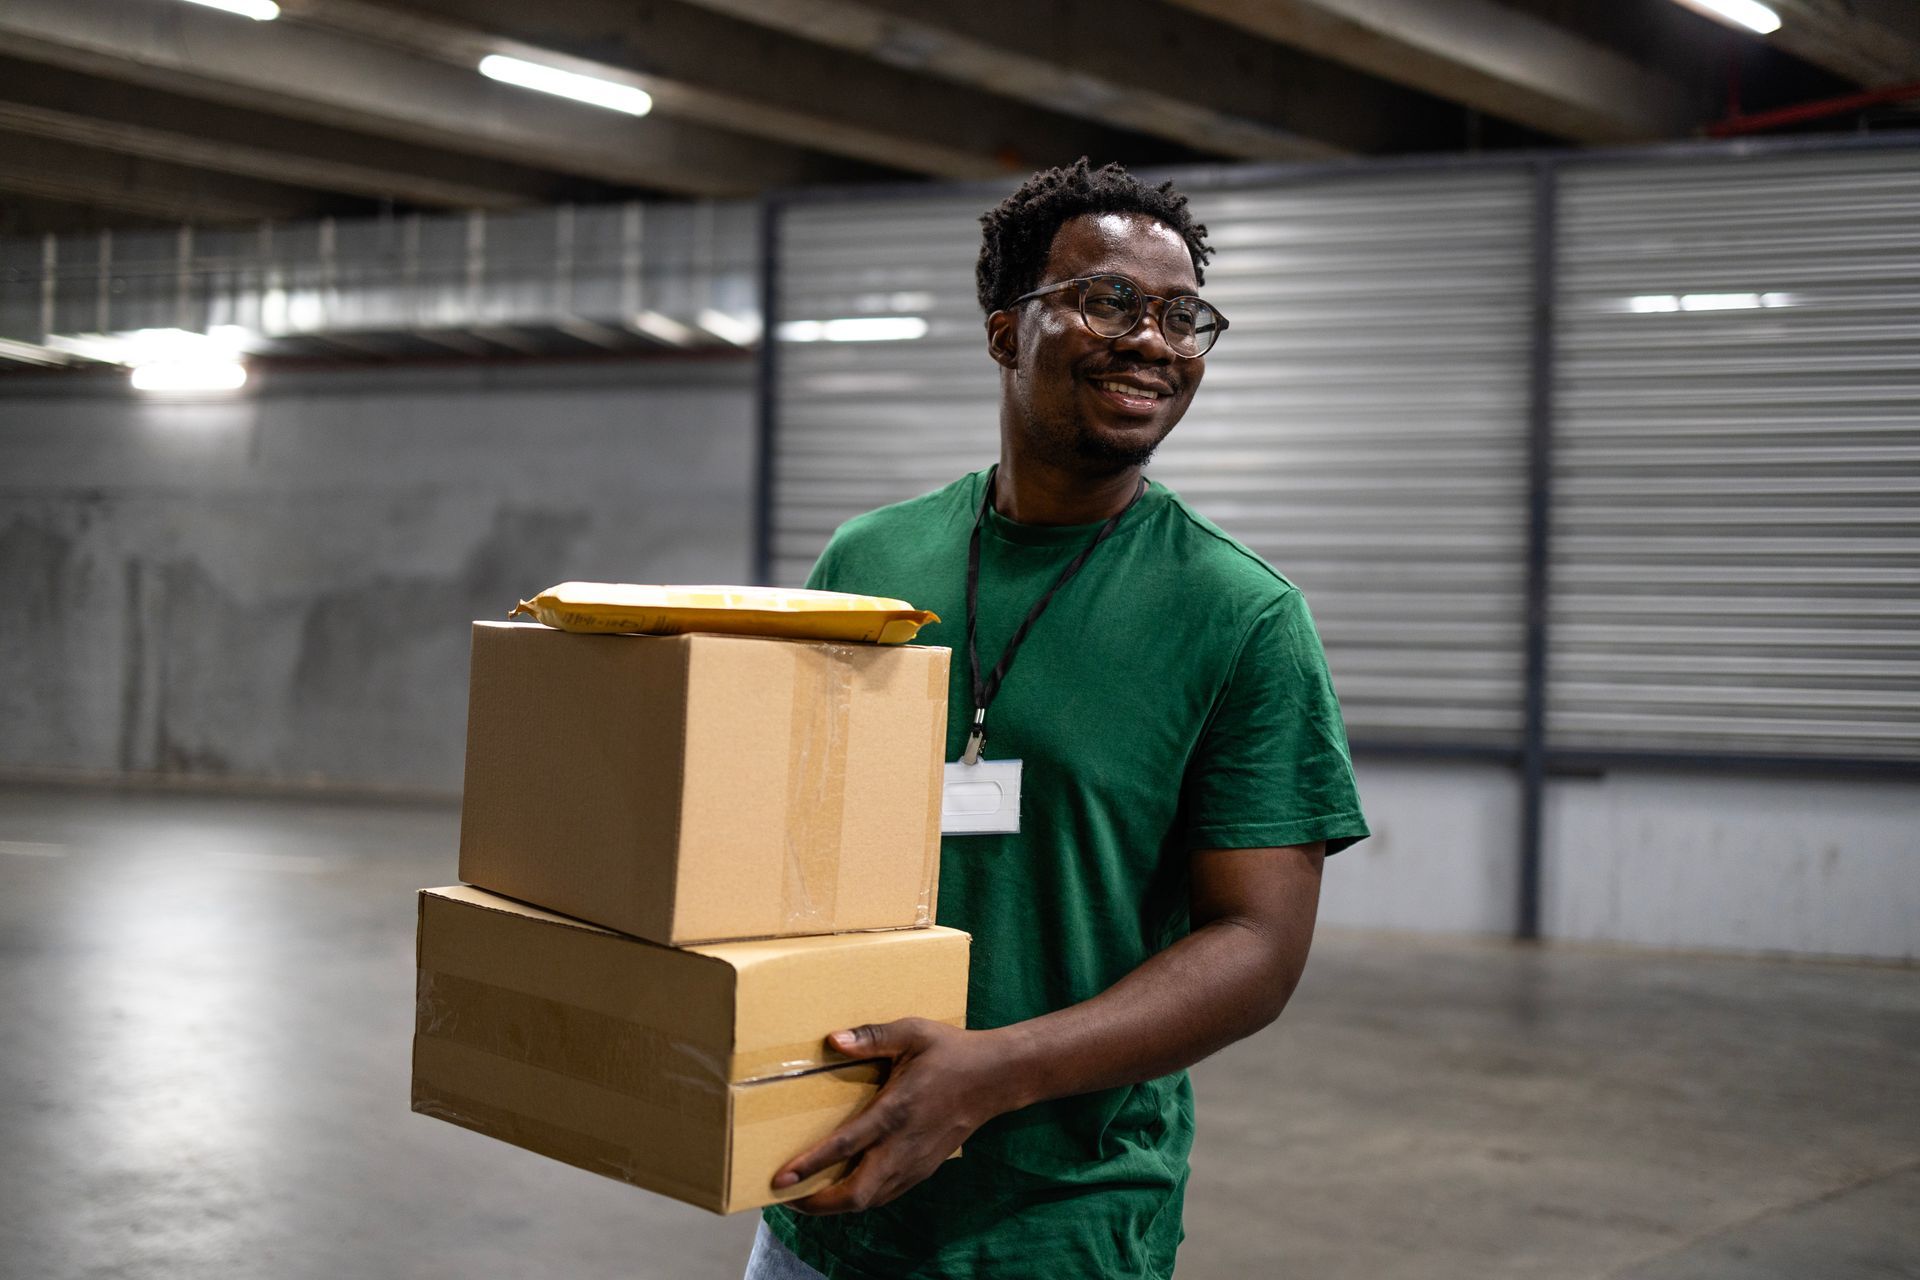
top-left (829, 1022), bottom-right (901, 1058)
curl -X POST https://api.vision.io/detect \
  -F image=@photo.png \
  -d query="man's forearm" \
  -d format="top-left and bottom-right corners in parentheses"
top-left (989, 854), bottom-right (1320, 1111)
top-left (772, 843), bottom-right (1323, 1211)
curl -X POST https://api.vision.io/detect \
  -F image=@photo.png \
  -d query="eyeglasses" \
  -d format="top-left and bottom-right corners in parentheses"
top-left (1009, 273), bottom-right (1228, 358)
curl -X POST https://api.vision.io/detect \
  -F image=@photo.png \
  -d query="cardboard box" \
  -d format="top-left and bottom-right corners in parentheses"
top-left (458, 621), bottom-right (949, 945)
top-left (411, 886), bottom-right (971, 1213)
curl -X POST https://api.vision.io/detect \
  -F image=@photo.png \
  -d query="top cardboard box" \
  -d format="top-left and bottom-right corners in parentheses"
top-left (459, 621), bottom-right (950, 945)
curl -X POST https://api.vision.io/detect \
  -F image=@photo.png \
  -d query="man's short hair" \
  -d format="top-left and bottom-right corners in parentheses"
top-left (975, 157), bottom-right (1214, 315)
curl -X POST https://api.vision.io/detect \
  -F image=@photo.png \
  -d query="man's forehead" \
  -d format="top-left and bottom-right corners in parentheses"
top-left (1045, 212), bottom-right (1197, 291)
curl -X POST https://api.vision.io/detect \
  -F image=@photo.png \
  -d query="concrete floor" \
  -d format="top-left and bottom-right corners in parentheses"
top-left (1, 785), bottom-right (1914, 1280)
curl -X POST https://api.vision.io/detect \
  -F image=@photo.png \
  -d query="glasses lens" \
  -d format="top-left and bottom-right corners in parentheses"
top-left (1164, 298), bottom-right (1215, 357)
top-left (1081, 276), bottom-right (1141, 338)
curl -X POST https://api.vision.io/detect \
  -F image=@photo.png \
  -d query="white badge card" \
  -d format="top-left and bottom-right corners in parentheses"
top-left (942, 759), bottom-right (1023, 835)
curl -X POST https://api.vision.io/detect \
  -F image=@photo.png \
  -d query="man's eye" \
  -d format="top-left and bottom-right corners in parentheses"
top-left (1086, 295), bottom-right (1131, 317)
top-left (1165, 307), bottom-right (1198, 336)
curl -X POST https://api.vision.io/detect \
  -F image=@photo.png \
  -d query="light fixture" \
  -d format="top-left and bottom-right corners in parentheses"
top-left (1671, 0), bottom-right (1782, 35)
top-left (478, 54), bottom-right (652, 116)
top-left (630, 311), bottom-right (699, 346)
top-left (39, 327), bottom-right (253, 391)
top-left (695, 309), bottom-right (763, 347)
top-left (1681, 292), bottom-right (1765, 311)
top-left (778, 317), bottom-right (931, 343)
top-left (46, 327), bottom-right (227, 365)
top-left (177, 0), bottom-right (280, 19)
top-left (130, 361), bottom-right (249, 392)
top-left (1626, 292), bottom-right (1795, 313)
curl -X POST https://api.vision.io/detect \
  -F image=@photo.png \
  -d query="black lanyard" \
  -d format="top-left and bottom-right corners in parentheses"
top-left (962, 464), bottom-right (1147, 764)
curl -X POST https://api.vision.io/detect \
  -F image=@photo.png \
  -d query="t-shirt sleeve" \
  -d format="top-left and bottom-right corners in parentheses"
top-left (802, 531), bottom-right (844, 592)
top-left (1183, 589), bottom-right (1370, 855)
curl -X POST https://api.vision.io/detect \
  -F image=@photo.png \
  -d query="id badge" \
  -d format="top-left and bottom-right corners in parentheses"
top-left (941, 759), bottom-right (1023, 835)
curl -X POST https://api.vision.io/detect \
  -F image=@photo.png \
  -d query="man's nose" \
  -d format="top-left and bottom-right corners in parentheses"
top-left (1112, 305), bottom-right (1175, 361)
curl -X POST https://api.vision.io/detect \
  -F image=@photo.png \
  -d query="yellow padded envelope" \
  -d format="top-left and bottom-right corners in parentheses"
top-left (512, 582), bottom-right (939, 645)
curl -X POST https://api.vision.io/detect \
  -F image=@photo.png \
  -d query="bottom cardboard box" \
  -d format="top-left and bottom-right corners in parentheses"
top-left (409, 886), bottom-right (970, 1213)
top-left (413, 1037), bottom-right (882, 1213)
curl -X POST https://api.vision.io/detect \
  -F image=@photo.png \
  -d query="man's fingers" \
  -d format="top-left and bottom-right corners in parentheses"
top-left (772, 1096), bottom-right (901, 1188)
top-left (783, 1146), bottom-right (894, 1216)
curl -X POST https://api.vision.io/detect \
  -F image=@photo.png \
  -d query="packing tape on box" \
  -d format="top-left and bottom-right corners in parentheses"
top-left (418, 968), bottom-right (732, 1104)
top-left (917, 656), bottom-right (945, 927)
top-left (782, 645), bottom-right (853, 932)
top-left (730, 1017), bottom-right (963, 1080)
top-left (782, 643), bottom-right (943, 931)
top-left (418, 967), bottom-right (922, 1087)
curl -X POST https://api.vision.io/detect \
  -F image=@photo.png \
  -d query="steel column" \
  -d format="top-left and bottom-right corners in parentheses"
top-left (1517, 160), bottom-right (1559, 942)
top-left (751, 196), bottom-right (783, 586)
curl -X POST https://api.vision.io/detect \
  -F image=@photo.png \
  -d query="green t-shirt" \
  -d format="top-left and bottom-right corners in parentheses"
top-left (765, 469), bottom-right (1368, 1279)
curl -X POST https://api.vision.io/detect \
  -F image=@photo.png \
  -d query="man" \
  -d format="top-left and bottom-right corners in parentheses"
top-left (748, 159), bottom-right (1369, 1279)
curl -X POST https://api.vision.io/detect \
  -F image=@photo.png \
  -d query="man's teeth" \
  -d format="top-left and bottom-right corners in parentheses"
top-left (1096, 379), bottom-right (1160, 400)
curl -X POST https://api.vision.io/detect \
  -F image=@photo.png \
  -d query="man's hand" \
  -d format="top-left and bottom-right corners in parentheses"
top-left (773, 1018), bottom-right (1025, 1215)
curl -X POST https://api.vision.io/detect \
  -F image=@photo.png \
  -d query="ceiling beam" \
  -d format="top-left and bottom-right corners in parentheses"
top-left (0, 0), bottom-right (880, 198)
top-left (285, 0), bottom-right (1158, 179)
top-left (0, 99), bottom-right (533, 211)
top-left (1765, 0), bottom-right (1920, 87)
top-left (0, 133), bottom-right (322, 223)
top-left (0, 193), bottom-right (172, 237)
top-left (667, 0), bottom-right (1422, 159)
top-left (0, 57), bottom-right (574, 210)
top-left (1161, 0), bottom-right (1696, 142)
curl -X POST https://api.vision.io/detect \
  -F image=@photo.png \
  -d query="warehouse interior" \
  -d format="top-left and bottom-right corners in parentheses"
top-left (2, 0), bottom-right (1918, 1277)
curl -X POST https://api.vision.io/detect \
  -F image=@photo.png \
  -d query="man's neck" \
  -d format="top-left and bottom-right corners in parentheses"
top-left (992, 452), bottom-right (1143, 526)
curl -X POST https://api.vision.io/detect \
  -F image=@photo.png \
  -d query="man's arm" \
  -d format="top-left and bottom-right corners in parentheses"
top-left (772, 840), bottom-right (1325, 1214)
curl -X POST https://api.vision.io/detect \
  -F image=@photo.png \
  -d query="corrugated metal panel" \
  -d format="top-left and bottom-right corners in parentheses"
top-left (772, 169), bottom-right (1536, 746)
top-left (772, 190), bottom-right (1007, 582)
top-left (1551, 149), bottom-right (1920, 760)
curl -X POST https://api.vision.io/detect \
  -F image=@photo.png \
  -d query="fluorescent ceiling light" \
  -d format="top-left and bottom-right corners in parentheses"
top-left (630, 311), bottom-right (699, 346)
top-left (478, 54), bottom-right (652, 116)
top-left (1671, 0), bottom-right (1782, 35)
top-left (45, 327), bottom-right (259, 388)
top-left (178, 0), bottom-right (280, 19)
top-left (1627, 292), bottom-right (1794, 314)
top-left (778, 316), bottom-right (930, 343)
top-left (696, 309), bottom-right (763, 347)
top-left (130, 361), bottom-right (249, 393)
top-left (46, 327), bottom-right (237, 365)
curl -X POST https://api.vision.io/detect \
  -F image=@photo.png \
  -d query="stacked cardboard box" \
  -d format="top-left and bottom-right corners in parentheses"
top-left (412, 620), bottom-right (968, 1213)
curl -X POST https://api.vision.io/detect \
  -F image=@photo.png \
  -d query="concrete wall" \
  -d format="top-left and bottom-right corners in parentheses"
top-left (1544, 770), bottom-right (1920, 962)
top-left (0, 358), bottom-right (754, 793)
top-left (1319, 759), bottom-right (1919, 962)
top-left (1321, 759), bottom-right (1521, 937)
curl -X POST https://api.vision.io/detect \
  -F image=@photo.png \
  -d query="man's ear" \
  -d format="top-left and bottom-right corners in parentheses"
top-left (985, 310), bottom-right (1019, 370)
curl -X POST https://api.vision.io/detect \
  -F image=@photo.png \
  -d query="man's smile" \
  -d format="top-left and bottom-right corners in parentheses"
top-left (1084, 368), bottom-right (1176, 416)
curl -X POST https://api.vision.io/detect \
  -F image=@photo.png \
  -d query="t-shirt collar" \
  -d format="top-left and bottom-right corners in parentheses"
top-left (973, 467), bottom-right (1165, 548)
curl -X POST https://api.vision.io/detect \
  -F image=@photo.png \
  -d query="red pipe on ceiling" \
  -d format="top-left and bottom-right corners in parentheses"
top-left (1708, 81), bottom-right (1920, 136)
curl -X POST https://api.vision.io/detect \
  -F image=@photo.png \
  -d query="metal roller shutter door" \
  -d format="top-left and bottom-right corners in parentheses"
top-left (1551, 148), bottom-right (1920, 762)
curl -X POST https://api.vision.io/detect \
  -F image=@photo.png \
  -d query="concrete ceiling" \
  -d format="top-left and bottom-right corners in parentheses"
top-left (0, 0), bottom-right (1908, 233)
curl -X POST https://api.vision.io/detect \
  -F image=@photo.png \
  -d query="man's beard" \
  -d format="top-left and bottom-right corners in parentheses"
top-left (1020, 408), bottom-right (1166, 474)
